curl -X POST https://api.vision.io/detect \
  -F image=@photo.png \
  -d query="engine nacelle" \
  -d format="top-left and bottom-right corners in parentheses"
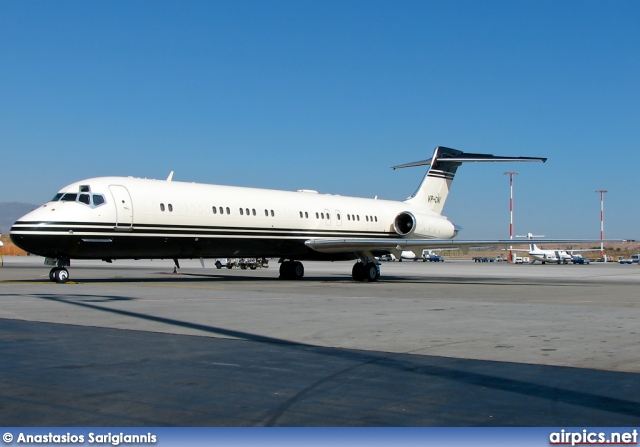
top-left (393, 211), bottom-right (456, 239)
top-left (393, 212), bottom-right (417, 236)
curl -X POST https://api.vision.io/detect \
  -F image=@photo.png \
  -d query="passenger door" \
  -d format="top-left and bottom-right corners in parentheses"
top-left (109, 185), bottom-right (133, 229)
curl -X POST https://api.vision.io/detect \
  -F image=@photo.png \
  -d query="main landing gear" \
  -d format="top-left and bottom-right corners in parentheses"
top-left (352, 261), bottom-right (380, 282)
top-left (279, 260), bottom-right (305, 280)
top-left (279, 258), bottom-right (381, 282)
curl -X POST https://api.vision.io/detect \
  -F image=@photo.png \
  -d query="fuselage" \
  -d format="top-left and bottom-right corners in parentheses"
top-left (528, 246), bottom-right (573, 264)
top-left (10, 176), bottom-right (457, 261)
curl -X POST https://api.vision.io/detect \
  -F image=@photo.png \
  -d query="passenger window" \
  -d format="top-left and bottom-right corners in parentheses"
top-left (160, 204), bottom-right (165, 211)
top-left (271, 210), bottom-right (275, 217)
top-left (252, 209), bottom-right (256, 216)
top-left (212, 207), bottom-right (217, 214)
top-left (226, 207), bottom-right (230, 214)
top-left (168, 204), bottom-right (173, 212)
top-left (240, 208), bottom-right (244, 215)
top-left (78, 194), bottom-right (91, 205)
top-left (220, 207), bottom-right (224, 214)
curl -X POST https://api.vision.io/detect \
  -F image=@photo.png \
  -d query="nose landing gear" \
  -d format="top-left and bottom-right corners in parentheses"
top-left (46, 257), bottom-right (71, 283)
top-left (49, 267), bottom-right (70, 283)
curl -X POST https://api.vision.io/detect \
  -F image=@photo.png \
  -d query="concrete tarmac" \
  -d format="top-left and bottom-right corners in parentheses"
top-left (1, 256), bottom-right (639, 426)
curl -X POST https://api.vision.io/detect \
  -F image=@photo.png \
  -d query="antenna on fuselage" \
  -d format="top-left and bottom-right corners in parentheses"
top-left (167, 171), bottom-right (174, 181)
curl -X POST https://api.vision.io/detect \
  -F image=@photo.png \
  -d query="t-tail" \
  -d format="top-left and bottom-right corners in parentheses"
top-left (516, 232), bottom-right (545, 252)
top-left (393, 146), bottom-right (546, 215)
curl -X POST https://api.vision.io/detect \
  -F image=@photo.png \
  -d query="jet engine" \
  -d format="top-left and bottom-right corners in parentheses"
top-left (393, 211), bottom-right (416, 236)
top-left (393, 210), bottom-right (456, 239)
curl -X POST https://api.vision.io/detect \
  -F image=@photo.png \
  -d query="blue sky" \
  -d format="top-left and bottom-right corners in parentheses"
top-left (1, 1), bottom-right (638, 239)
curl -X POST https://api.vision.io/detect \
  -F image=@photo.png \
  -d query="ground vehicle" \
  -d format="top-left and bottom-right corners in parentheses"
top-left (426, 254), bottom-right (444, 262)
top-left (618, 257), bottom-right (633, 264)
top-left (572, 256), bottom-right (591, 265)
top-left (631, 254), bottom-right (640, 264)
top-left (215, 258), bottom-right (269, 269)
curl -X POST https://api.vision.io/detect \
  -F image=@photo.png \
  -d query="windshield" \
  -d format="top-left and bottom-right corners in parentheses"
top-left (50, 188), bottom-right (107, 208)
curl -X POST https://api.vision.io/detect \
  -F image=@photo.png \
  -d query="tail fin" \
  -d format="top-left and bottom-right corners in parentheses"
top-left (516, 232), bottom-right (545, 252)
top-left (393, 146), bottom-right (546, 214)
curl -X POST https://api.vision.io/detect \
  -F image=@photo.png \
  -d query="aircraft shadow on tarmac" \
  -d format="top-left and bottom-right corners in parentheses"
top-left (2, 292), bottom-right (639, 426)
top-left (6, 270), bottom-right (598, 287)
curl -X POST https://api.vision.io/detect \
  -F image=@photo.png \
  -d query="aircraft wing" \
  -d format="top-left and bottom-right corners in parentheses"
top-left (305, 238), bottom-right (606, 254)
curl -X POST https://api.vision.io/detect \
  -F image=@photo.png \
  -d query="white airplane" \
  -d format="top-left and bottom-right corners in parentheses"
top-left (517, 233), bottom-right (592, 264)
top-left (397, 249), bottom-right (450, 261)
top-left (10, 146), bottom-right (547, 283)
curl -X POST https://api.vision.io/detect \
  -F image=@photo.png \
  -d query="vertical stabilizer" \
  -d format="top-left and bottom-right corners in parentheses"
top-left (392, 147), bottom-right (546, 215)
top-left (516, 232), bottom-right (545, 252)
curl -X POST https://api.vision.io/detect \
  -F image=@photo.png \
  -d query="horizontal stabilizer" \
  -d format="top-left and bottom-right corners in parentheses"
top-left (392, 148), bottom-right (546, 170)
top-left (396, 146), bottom-right (546, 214)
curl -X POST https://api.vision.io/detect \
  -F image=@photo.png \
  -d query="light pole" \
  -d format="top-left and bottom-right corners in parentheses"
top-left (596, 190), bottom-right (607, 259)
top-left (504, 171), bottom-right (518, 262)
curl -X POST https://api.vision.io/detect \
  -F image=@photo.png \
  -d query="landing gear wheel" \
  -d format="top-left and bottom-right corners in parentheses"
top-left (352, 262), bottom-right (380, 282)
top-left (50, 267), bottom-right (69, 283)
top-left (363, 262), bottom-right (380, 282)
top-left (291, 261), bottom-right (304, 279)
top-left (279, 261), bottom-right (304, 280)
top-left (352, 263), bottom-right (365, 281)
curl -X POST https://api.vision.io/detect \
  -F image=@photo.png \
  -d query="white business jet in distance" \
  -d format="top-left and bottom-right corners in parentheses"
top-left (11, 146), bottom-right (546, 283)
top-left (517, 233), bottom-right (592, 264)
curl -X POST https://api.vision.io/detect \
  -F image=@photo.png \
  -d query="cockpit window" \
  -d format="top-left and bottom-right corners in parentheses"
top-left (61, 193), bottom-right (78, 202)
top-left (92, 195), bottom-right (105, 206)
top-left (78, 194), bottom-right (91, 205)
top-left (51, 189), bottom-right (106, 208)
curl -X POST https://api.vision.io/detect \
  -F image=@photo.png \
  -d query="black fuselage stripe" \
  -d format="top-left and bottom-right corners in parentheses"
top-left (11, 223), bottom-right (394, 239)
